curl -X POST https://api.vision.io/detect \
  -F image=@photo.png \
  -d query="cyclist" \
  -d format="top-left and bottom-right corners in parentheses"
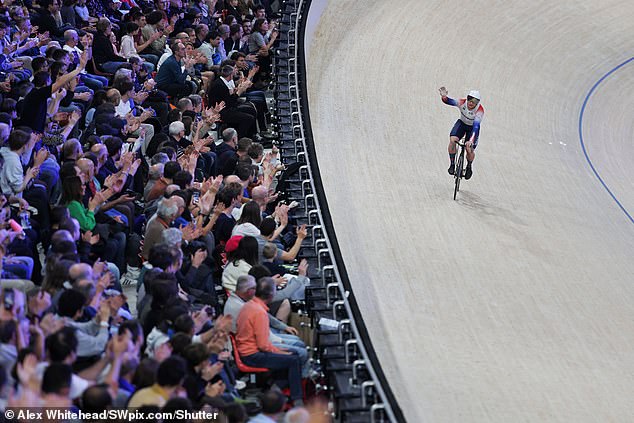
top-left (439, 87), bottom-right (484, 180)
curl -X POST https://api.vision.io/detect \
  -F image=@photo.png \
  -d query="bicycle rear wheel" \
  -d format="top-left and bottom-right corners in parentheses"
top-left (453, 149), bottom-right (464, 200)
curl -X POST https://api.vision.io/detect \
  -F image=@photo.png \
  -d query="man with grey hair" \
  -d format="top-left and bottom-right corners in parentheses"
top-left (217, 24), bottom-right (230, 61)
top-left (215, 127), bottom-right (239, 177)
top-left (141, 196), bottom-right (180, 260)
top-left (236, 277), bottom-right (304, 404)
top-left (0, 123), bottom-right (9, 144)
top-left (62, 29), bottom-right (109, 91)
top-left (188, 94), bottom-right (203, 113)
top-left (168, 121), bottom-right (186, 147)
top-left (144, 163), bottom-right (164, 200)
top-left (206, 64), bottom-right (256, 138)
top-left (160, 227), bottom-right (183, 248)
top-left (225, 275), bottom-right (309, 376)
top-left (151, 152), bottom-right (169, 165)
top-left (283, 407), bottom-right (310, 423)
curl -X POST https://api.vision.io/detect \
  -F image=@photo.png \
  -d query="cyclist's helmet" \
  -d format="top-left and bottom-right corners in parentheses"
top-left (467, 90), bottom-right (481, 102)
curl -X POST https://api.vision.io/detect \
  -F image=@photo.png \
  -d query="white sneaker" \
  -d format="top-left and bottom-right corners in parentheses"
top-left (120, 265), bottom-right (141, 286)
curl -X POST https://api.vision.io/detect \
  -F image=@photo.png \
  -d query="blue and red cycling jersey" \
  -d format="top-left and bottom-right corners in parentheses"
top-left (442, 96), bottom-right (484, 145)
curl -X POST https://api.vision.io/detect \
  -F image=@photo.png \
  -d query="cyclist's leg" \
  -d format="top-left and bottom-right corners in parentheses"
top-left (466, 146), bottom-right (476, 162)
top-left (465, 131), bottom-right (477, 179)
top-left (448, 120), bottom-right (465, 174)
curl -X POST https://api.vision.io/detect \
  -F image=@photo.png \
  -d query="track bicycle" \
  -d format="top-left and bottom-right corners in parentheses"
top-left (452, 138), bottom-right (467, 200)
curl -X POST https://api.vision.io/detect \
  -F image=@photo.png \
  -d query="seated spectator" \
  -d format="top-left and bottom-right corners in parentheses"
top-left (56, 289), bottom-right (110, 359)
top-left (221, 235), bottom-right (258, 292)
top-left (206, 65), bottom-right (256, 138)
top-left (92, 18), bottom-right (128, 74)
top-left (235, 277), bottom-right (303, 405)
top-left (251, 389), bottom-right (289, 423)
top-left (155, 41), bottom-right (197, 100)
top-left (127, 354), bottom-right (187, 408)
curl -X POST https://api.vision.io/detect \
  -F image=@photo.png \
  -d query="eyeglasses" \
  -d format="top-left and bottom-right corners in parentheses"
top-left (467, 96), bottom-right (479, 102)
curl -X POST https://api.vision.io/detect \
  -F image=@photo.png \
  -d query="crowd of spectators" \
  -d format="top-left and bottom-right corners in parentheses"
top-left (0, 0), bottom-right (328, 421)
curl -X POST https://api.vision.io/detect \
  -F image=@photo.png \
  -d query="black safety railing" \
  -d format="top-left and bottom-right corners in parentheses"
top-left (270, 1), bottom-right (406, 421)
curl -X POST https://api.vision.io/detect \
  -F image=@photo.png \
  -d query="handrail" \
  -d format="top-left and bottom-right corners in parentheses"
top-left (288, 1), bottom-right (406, 421)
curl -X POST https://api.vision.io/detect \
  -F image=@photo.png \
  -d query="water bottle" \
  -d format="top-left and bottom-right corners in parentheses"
top-left (19, 211), bottom-right (31, 230)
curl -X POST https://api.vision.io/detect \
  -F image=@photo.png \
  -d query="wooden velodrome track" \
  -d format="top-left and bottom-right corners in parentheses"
top-left (305, 1), bottom-right (634, 421)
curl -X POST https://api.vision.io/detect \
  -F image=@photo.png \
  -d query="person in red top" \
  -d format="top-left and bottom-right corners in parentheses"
top-left (235, 276), bottom-right (303, 405)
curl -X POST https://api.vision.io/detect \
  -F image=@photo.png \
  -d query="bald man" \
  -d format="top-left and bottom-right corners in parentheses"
top-left (68, 263), bottom-right (93, 284)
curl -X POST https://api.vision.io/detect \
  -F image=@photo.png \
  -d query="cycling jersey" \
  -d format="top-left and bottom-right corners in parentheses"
top-left (442, 96), bottom-right (484, 144)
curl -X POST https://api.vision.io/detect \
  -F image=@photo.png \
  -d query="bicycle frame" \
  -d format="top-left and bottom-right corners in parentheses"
top-left (453, 138), bottom-right (467, 200)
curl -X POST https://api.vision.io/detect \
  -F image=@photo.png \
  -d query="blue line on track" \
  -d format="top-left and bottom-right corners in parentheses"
top-left (578, 57), bottom-right (634, 224)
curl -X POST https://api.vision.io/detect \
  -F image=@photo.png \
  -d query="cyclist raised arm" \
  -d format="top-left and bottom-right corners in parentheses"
top-left (439, 87), bottom-right (484, 180)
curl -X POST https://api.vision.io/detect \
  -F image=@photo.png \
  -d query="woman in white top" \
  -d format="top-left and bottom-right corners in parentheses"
top-left (120, 22), bottom-right (157, 72)
top-left (221, 235), bottom-right (259, 292)
top-left (231, 201), bottom-right (262, 237)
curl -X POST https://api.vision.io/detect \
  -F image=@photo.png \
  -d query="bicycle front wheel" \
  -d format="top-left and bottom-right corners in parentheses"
top-left (453, 154), bottom-right (464, 200)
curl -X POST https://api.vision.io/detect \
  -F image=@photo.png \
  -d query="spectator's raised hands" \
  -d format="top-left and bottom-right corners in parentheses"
top-left (134, 91), bottom-right (149, 104)
top-left (297, 224), bottom-right (308, 239)
top-left (33, 148), bottom-right (49, 167)
top-left (273, 274), bottom-right (287, 288)
top-left (110, 330), bottom-right (132, 357)
top-left (214, 314), bottom-right (233, 333)
top-left (236, 79), bottom-right (252, 95)
top-left (201, 361), bottom-right (223, 382)
top-left (143, 79), bottom-right (156, 91)
top-left (191, 248), bottom-right (207, 268)
top-left (125, 117), bottom-right (141, 134)
top-left (39, 313), bottom-right (64, 337)
top-left (205, 380), bottom-right (225, 397)
top-left (81, 230), bottom-right (100, 245)
top-left (248, 65), bottom-right (260, 80)
top-left (180, 223), bottom-right (200, 241)
top-left (439, 86), bottom-right (448, 97)
top-left (26, 166), bottom-right (40, 181)
top-left (0, 80), bottom-right (11, 93)
top-left (68, 110), bottom-right (82, 126)
top-left (74, 91), bottom-right (91, 102)
top-left (96, 271), bottom-right (112, 292)
top-left (16, 352), bottom-right (39, 391)
top-left (128, 158), bottom-right (142, 176)
top-left (88, 190), bottom-right (106, 211)
top-left (92, 259), bottom-right (106, 277)
top-left (79, 49), bottom-right (89, 69)
top-left (97, 301), bottom-right (111, 325)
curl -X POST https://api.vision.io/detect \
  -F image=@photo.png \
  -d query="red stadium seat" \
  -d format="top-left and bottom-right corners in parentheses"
top-left (229, 333), bottom-right (269, 373)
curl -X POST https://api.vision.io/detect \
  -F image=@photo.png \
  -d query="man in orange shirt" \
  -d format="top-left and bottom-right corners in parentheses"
top-left (235, 277), bottom-right (303, 405)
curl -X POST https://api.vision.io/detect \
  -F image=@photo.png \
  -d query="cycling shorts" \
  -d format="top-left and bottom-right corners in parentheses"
top-left (450, 119), bottom-right (479, 148)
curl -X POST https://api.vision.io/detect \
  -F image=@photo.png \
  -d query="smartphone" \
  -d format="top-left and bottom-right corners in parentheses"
top-left (191, 190), bottom-right (200, 204)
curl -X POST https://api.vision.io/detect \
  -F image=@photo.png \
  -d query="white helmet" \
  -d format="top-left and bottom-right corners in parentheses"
top-left (467, 90), bottom-right (481, 101)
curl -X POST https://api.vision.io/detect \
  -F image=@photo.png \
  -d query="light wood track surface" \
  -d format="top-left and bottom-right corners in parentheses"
top-left (306, 1), bottom-right (634, 421)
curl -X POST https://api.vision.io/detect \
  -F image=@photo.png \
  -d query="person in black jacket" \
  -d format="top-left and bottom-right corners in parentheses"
top-left (206, 64), bottom-right (256, 138)
top-left (92, 18), bottom-right (127, 74)
top-left (34, 0), bottom-right (67, 39)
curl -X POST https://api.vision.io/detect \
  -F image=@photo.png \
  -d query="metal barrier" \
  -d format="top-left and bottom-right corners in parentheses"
top-left (273, 0), bottom-right (406, 421)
